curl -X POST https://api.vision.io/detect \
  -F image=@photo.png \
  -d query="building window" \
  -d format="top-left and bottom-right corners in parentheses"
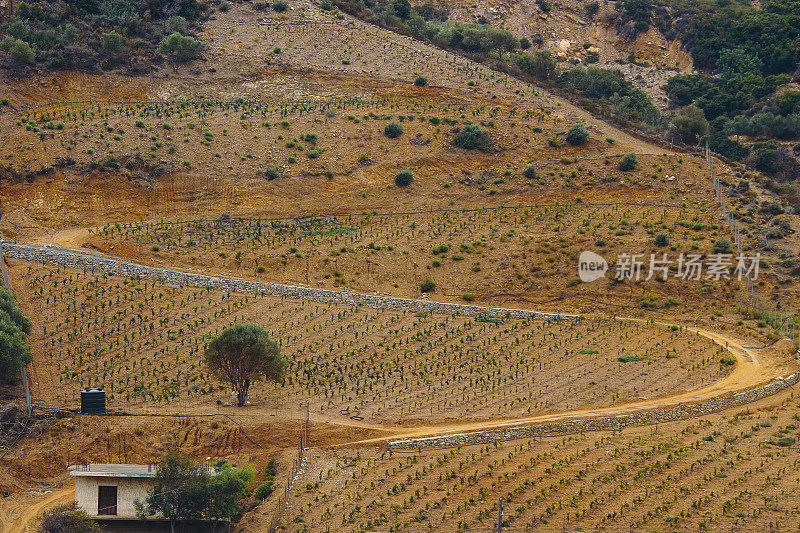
top-left (98, 485), bottom-right (118, 515)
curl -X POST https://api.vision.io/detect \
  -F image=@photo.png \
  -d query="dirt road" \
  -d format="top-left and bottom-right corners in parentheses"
top-left (339, 320), bottom-right (793, 445)
top-left (1, 487), bottom-right (73, 533)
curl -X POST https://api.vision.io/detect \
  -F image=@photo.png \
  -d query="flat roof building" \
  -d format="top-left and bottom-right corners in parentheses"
top-left (69, 463), bottom-right (157, 518)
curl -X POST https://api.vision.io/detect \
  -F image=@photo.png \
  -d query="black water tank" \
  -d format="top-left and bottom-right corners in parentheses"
top-left (80, 388), bottom-right (106, 414)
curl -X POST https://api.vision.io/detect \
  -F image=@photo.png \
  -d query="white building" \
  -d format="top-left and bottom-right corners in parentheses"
top-left (68, 464), bottom-right (157, 518)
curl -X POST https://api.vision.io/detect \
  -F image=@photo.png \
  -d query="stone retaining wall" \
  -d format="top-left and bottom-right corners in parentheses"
top-left (3, 242), bottom-right (580, 321)
top-left (388, 373), bottom-right (798, 450)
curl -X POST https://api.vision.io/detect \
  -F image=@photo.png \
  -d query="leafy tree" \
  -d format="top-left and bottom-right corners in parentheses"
top-left (709, 128), bottom-right (750, 160)
top-left (39, 504), bottom-right (100, 533)
top-left (671, 105), bottom-right (708, 145)
top-left (777, 91), bottom-right (800, 116)
top-left (136, 453), bottom-right (254, 533)
top-left (0, 38), bottom-right (35, 64)
top-left (0, 287), bottom-right (32, 383)
top-left (452, 124), bottom-right (493, 151)
top-left (204, 324), bottom-right (286, 406)
top-left (665, 74), bottom-right (713, 107)
top-left (512, 50), bottom-right (556, 80)
top-left (565, 123), bottom-right (589, 145)
top-left (384, 122), bottom-right (403, 138)
top-left (391, 0), bottom-right (411, 19)
top-left (716, 47), bottom-right (762, 80)
top-left (208, 461), bottom-right (255, 526)
top-left (395, 170), bottom-right (413, 186)
top-left (136, 451), bottom-right (212, 533)
top-left (0, 287), bottom-right (31, 335)
top-left (157, 32), bottom-right (202, 64)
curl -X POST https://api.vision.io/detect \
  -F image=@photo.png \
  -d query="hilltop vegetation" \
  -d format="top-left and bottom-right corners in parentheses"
top-left (0, 0), bottom-right (209, 72)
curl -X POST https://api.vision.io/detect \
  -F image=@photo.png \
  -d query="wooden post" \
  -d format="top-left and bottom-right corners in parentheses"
top-left (498, 497), bottom-right (503, 533)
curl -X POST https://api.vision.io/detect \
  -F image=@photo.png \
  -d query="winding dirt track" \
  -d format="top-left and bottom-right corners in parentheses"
top-left (338, 320), bottom-right (792, 446)
top-left (2, 487), bottom-right (73, 533)
top-left (11, 240), bottom-right (792, 443)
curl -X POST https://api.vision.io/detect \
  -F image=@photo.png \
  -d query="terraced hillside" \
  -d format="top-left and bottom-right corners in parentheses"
top-left (0, 0), bottom-right (797, 531)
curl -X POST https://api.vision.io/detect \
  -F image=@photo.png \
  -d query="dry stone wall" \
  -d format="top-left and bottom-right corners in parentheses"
top-left (388, 373), bottom-right (798, 450)
top-left (2, 242), bottom-right (580, 321)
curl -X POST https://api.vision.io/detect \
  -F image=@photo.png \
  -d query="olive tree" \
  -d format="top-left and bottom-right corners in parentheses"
top-left (204, 324), bottom-right (285, 406)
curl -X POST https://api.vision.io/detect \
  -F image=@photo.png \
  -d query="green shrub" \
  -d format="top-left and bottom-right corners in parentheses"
top-left (100, 31), bottom-right (123, 52)
top-left (512, 50), bottom-right (556, 80)
top-left (264, 167), bottom-right (279, 180)
top-left (414, 76), bottom-right (427, 86)
top-left (395, 170), bottom-right (413, 186)
top-left (384, 122), bottom-right (403, 138)
top-left (618, 153), bottom-right (637, 171)
top-left (265, 459), bottom-right (277, 478)
top-left (255, 481), bottom-right (274, 500)
top-left (654, 233), bottom-right (669, 247)
top-left (720, 355), bottom-right (736, 366)
top-left (452, 124), bottom-right (492, 151)
top-left (462, 293), bottom-right (475, 301)
top-left (168, 15), bottom-right (188, 35)
top-left (712, 238), bottom-right (732, 254)
top-left (419, 279), bottom-right (436, 292)
top-left (618, 355), bottom-right (646, 362)
top-left (0, 38), bottom-right (35, 64)
top-left (565, 123), bottom-right (589, 145)
top-left (522, 164), bottom-right (537, 179)
top-left (157, 33), bottom-right (202, 63)
top-left (273, 0), bottom-right (289, 11)
top-left (671, 105), bottom-right (708, 145)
